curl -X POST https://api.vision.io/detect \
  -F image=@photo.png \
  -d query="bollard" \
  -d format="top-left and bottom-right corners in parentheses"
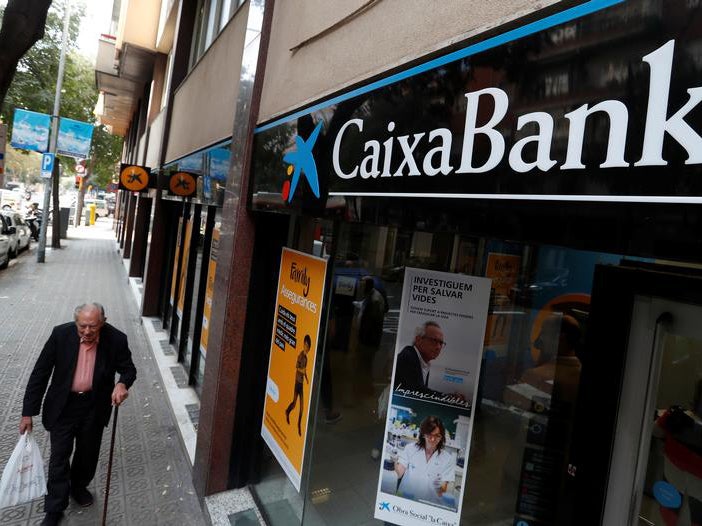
top-left (89, 203), bottom-right (96, 225)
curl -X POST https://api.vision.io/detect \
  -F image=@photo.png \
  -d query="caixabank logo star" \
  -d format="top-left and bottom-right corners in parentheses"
top-left (281, 121), bottom-right (323, 203)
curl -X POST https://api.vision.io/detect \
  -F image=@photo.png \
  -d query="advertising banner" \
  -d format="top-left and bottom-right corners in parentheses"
top-left (11, 109), bottom-right (50, 153)
top-left (169, 217), bottom-right (183, 307)
top-left (251, 0), bottom-right (702, 207)
top-left (374, 268), bottom-right (491, 526)
top-left (484, 253), bottom-right (521, 350)
top-left (176, 217), bottom-right (194, 318)
top-left (199, 226), bottom-right (220, 357)
top-left (261, 247), bottom-right (327, 491)
top-left (57, 117), bottom-right (93, 159)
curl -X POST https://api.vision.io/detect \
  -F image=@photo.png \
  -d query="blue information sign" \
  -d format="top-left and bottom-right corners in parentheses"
top-left (57, 117), bottom-right (94, 159)
top-left (10, 109), bottom-right (51, 153)
top-left (41, 153), bottom-right (55, 179)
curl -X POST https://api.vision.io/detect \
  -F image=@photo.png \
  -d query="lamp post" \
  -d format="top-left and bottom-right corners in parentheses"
top-left (37, 0), bottom-right (70, 263)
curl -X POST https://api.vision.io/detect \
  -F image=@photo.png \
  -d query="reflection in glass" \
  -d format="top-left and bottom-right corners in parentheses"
top-left (639, 333), bottom-right (702, 525)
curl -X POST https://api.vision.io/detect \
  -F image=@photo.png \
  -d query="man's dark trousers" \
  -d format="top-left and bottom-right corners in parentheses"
top-left (45, 392), bottom-right (104, 513)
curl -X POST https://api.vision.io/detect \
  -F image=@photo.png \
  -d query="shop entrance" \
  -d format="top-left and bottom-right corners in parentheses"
top-left (605, 296), bottom-right (702, 525)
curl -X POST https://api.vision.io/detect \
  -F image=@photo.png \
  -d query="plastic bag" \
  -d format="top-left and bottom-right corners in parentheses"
top-left (0, 432), bottom-right (47, 508)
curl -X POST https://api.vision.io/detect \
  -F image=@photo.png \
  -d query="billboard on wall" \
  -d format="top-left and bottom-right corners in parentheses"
top-left (11, 109), bottom-right (50, 153)
top-left (261, 248), bottom-right (327, 491)
top-left (251, 0), bottom-right (702, 207)
top-left (374, 268), bottom-right (491, 526)
top-left (57, 117), bottom-right (93, 159)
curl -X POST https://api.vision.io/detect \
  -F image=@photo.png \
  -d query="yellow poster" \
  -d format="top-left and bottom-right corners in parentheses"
top-left (199, 226), bottom-right (220, 357)
top-left (176, 218), bottom-right (193, 318)
top-left (484, 253), bottom-right (521, 347)
top-left (261, 247), bottom-right (327, 491)
top-left (169, 216), bottom-right (183, 307)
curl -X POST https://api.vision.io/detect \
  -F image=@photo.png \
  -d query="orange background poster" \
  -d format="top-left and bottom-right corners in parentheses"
top-left (199, 226), bottom-right (219, 357)
top-left (169, 216), bottom-right (183, 306)
top-left (176, 217), bottom-right (193, 318)
top-left (261, 247), bottom-right (327, 491)
top-left (484, 253), bottom-right (521, 347)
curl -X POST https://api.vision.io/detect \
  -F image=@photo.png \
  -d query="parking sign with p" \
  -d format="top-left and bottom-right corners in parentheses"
top-left (41, 153), bottom-right (55, 179)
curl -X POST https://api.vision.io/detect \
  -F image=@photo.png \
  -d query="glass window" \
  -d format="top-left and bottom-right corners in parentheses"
top-left (190, 0), bottom-right (245, 67)
top-left (161, 50), bottom-right (173, 110)
top-left (250, 219), bottom-right (638, 525)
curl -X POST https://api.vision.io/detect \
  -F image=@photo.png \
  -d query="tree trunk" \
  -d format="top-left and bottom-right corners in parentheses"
top-left (0, 0), bottom-right (53, 111)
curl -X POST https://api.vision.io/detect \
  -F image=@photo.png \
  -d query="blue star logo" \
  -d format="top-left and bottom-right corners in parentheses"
top-left (378, 501), bottom-right (390, 511)
top-left (282, 121), bottom-right (323, 202)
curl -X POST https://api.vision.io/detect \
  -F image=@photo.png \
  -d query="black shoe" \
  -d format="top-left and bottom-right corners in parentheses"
top-left (71, 486), bottom-right (94, 507)
top-left (41, 512), bottom-right (63, 526)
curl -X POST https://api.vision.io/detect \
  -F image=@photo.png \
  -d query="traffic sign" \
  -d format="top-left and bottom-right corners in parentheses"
top-left (41, 153), bottom-right (55, 179)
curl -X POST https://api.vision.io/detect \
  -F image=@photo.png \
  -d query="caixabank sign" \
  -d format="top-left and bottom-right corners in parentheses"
top-left (251, 0), bottom-right (702, 210)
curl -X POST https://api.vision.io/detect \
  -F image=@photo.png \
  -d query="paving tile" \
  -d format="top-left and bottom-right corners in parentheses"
top-left (0, 224), bottom-right (206, 525)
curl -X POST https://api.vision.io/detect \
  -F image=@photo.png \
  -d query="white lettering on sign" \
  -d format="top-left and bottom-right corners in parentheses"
top-left (332, 40), bottom-right (702, 180)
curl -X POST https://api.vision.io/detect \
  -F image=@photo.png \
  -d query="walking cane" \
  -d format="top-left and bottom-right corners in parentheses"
top-left (101, 405), bottom-right (119, 526)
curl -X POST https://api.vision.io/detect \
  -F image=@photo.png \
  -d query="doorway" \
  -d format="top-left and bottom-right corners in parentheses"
top-left (606, 296), bottom-right (702, 525)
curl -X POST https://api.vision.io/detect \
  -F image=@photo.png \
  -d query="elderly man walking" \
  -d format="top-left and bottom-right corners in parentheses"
top-left (20, 303), bottom-right (137, 526)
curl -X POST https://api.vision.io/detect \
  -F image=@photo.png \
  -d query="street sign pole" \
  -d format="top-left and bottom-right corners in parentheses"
top-left (37, 0), bottom-right (70, 263)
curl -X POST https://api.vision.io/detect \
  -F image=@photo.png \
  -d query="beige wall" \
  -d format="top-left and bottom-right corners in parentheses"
top-left (145, 110), bottom-right (165, 168)
top-left (259, 0), bottom-right (559, 122)
top-left (165, 3), bottom-right (249, 163)
top-left (118, 0), bottom-right (161, 51)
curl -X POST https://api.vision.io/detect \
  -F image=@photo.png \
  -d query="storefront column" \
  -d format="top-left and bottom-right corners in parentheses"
top-left (122, 193), bottom-right (137, 259)
top-left (192, 0), bottom-right (274, 498)
top-left (117, 191), bottom-right (127, 248)
top-left (129, 195), bottom-right (152, 278)
top-left (141, 194), bottom-right (172, 315)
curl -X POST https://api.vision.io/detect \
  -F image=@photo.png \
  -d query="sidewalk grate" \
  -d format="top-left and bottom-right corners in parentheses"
top-left (170, 365), bottom-right (189, 388)
top-left (186, 403), bottom-right (200, 431)
top-left (160, 340), bottom-right (175, 356)
top-left (228, 510), bottom-right (259, 525)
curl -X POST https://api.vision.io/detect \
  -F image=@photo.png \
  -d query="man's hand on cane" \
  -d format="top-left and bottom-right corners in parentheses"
top-left (111, 383), bottom-right (129, 406)
top-left (19, 416), bottom-right (32, 435)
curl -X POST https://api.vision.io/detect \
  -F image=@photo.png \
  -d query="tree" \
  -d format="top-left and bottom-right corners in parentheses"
top-left (1, 0), bottom-right (124, 245)
top-left (1, 0), bottom-right (123, 226)
top-left (0, 0), bottom-right (53, 111)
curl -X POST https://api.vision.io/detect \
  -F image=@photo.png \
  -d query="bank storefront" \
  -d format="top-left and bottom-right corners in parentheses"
top-left (236, 0), bottom-right (702, 524)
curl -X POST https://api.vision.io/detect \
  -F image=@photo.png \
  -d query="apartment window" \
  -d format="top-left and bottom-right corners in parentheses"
top-left (190, 0), bottom-right (246, 67)
top-left (161, 50), bottom-right (173, 110)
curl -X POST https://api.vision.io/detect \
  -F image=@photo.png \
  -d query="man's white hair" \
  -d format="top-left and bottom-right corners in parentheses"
top-left (74, 303), bottom-right (106, 322)
top-left (414, 320), bottom-right (441, 339)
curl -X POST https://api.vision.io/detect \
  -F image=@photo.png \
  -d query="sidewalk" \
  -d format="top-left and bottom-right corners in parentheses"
top-left (0, 220), bottom-right (207, 525)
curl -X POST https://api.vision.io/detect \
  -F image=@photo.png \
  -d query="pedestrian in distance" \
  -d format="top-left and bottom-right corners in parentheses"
top-left (20, 303), bottom-right (137, 526)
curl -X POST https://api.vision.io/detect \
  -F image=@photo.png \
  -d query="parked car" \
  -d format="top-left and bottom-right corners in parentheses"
top-left (1, 211), bottom-right (31, 256)
top-left (0, 215), bottom-right (15, 266)
top-left (0, 189), bottom-right (21, 210)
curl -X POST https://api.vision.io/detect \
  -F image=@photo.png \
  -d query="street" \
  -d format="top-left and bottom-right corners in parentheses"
top-left (0, 219), bottom-right (207, 525)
